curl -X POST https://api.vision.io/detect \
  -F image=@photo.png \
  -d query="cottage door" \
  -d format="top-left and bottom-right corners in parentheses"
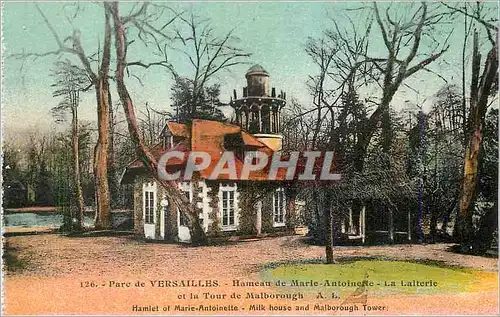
top-left (160, 197), bottom-right (169, 239)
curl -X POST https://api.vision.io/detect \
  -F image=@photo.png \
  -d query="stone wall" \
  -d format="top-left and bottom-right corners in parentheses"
top-left (161, 184), bottom-right (178, 242)
top-left (133, 175), bottom-right (145, 236)
top-left (206, 180), bottom-right (221, 236)
top-left (237, 184), bottom-right (258, 235)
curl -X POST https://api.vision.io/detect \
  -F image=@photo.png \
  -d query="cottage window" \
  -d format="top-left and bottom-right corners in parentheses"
top-left (219, 183), bottom-right (237, 229)
top-left (273, 188), bottom-right (286, 226)
top-left (222, 190), bottom-right (235, 226)
top-left (144, 191), bottom-right (155, 224)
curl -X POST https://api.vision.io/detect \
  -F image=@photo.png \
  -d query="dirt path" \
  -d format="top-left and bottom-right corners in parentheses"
top-left (3, 234), bottom-right (498, 315)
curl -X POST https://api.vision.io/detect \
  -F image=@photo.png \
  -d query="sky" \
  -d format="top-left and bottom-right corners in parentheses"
top-left (1, 1), bottom-right (498, 141)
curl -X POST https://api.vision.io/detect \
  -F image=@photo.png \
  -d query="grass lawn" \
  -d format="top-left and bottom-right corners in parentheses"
top-left (260, 259), bottom-right (498, 297)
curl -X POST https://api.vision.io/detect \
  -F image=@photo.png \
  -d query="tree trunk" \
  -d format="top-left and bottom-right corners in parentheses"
top-left (93, 6), bottom-right (112, 229)
top-left (311, 186), bottom-right (323, 242)
top-left (110, 2), bottom-right (207, 245)
top-left (388, 206), bottom-right (394, 243)
top-left (457, 33), bottom-right (498, 247)
top-left (107, 91), bottom-right (118, 207)
top-left (324, 190), bottom-right (334, 264)
top-left (381, 105), bottom-right (392, 154)
top-left (461, 8), bottom-right (469, 145)
top-left (93, 79), bottom-right (111, 229)
top-left (71, 97), bottom-right (85, 232)
top-left (429, 211), bottom-right (438, 244)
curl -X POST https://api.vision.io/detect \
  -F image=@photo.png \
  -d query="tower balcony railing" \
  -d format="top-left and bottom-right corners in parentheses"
top-left (232, 96), bottom-right (286, 104)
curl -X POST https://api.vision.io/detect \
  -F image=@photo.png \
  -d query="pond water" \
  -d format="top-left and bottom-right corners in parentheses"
top-left (4, 212), bottom-right (131, 229)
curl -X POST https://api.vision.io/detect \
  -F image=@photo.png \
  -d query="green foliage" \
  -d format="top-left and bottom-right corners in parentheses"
top-left (301, 89), bottom-right (417, 243)
top-left (3, 142), bottom-right (28, 208)
top-left (2, 126), bottom-right (94, 212)
top-left (401, 85), bottom-right (467, 240)
top-left (478, 108), bottom-right (498, 202)
top-left (35, 160), bottom-right (54, 206)
top-left (50, 60), bottom-right (89, 123)
top-left (171, 76), bottom-right (226, 122)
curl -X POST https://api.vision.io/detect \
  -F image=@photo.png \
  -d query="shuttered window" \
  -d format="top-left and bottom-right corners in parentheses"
top-left (273, 188), bottom-right (285, 226)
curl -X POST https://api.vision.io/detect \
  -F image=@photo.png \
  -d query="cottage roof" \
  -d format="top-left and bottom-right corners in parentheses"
top-left (122, 119), bottom-right (278, 183)
top-left (121, 119), bottom-right (338, 184)
top-left (166, 121), bottom-right (189, 137)
top-left (126, 142), bottom-right (190, 169)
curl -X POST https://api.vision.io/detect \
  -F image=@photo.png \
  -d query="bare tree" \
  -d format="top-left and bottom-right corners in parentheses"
top-left (457, 29), bottom-right (497, 251)
top-left (109, 2), bottom-right (209, 244)
top-left (138, 102), bottom-right (172, 146)
top-left (92, 3), bottom-right (113, 229)
top-left (281, 98), bottom-right (316, 152)
top-left (11, 3), bottom-right (113, 229)
top-left (51, 60), bottom-right (90, 231)
top-left (306, 2), bottom-right (451, 169)
top-left (354, 2), bottom-right (451, 166)
top-left (302, 2), bottom-right (452, 261)
top-left (170, 12), bottom-right (251, 121)
top-left (108, 3), bottom-right (250, 243)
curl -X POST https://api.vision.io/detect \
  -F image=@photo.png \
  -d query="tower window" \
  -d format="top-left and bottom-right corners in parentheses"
top-left (249, 107), bottom-right (260, 134)
top-left (241, 110), bottom-right (248, 130)
top-left (261, 105), bottom-right (271, 133)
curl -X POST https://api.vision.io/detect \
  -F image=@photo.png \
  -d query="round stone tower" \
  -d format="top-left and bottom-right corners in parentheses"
top-left (246, 64), bottom-right (270, 97)
top-left (230, 64), bottom-right (286, 151)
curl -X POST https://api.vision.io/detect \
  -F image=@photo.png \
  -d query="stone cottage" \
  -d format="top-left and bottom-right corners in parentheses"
top-left (121, 65), bottom-right (301, 242)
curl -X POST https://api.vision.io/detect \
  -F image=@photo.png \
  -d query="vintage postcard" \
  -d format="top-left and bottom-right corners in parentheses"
top-left (1, 1), bottom-right (498, 316)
